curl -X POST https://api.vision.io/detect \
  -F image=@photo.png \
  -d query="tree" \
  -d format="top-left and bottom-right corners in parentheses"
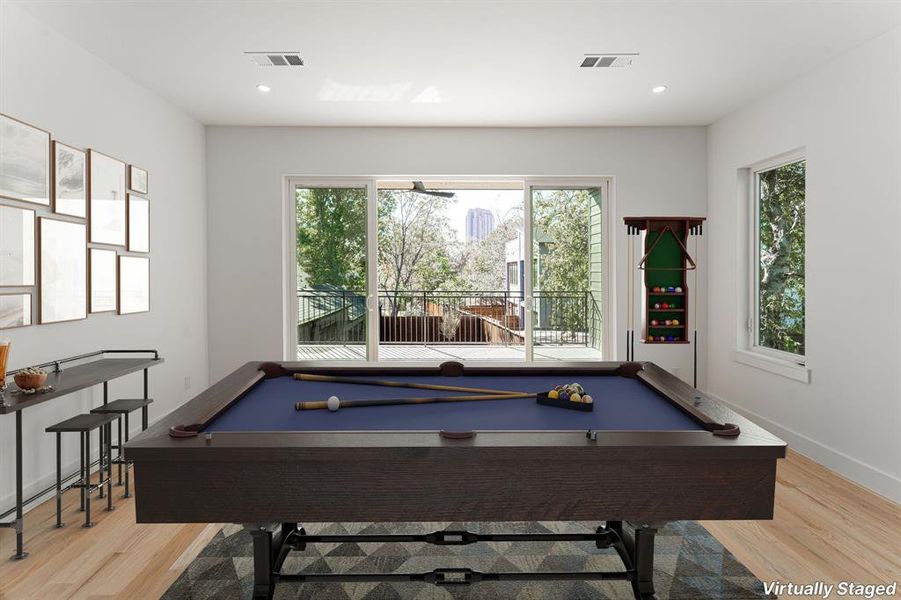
top-left (377, 190), bottom-right (459, 315)
top-left (458, 209), bottom-right (523, 291)
top-left (296, 188), bottom-right (366, 290)
top-left (532, 190), bottom-right (592, 337)
top-left (758, 161), bottom-right (805, 355)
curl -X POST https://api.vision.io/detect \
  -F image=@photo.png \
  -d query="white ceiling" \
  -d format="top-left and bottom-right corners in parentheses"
top-left (13, 0), bottom-right (901, 127)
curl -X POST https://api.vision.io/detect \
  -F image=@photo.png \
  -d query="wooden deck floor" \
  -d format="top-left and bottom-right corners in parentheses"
top-left (296, 344), bottom-right (605, 361)
top-left (1, 452), bottom-right (898, 599)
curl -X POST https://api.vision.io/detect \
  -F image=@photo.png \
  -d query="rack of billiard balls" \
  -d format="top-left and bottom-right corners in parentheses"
top-left (537, 383), bottom-right (594, 411)
top-left (651, 286), bottom-right (683, 293)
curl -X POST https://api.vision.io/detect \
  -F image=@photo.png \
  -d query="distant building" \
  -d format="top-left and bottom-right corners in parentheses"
top-left (465, 208), bottom-right (495, 243)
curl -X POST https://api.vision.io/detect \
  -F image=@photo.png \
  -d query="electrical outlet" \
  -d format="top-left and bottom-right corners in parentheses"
top-left (184, 375), bottom-right (191, 391)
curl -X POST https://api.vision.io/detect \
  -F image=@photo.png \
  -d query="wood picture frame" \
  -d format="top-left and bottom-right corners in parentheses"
top-left (53, 141), bottom-right (87, 218)
top-left (118, 255), bottom-right (149, 314)
top-left (89, 248), bottom-right (117, 313)
top-left (128, 165), bottom-right (148, 195)
top-left (127, 194), bottom-right (150, 253)
top-left (0, 113), bottom-right (50, 206)
top-left (0, 204), bottom-right (36, 287)
top-left (88, 150), bottom-right (126, 246)
top-left (0, 293), bottom-right (32, 329)
top-left (38, 217), bottom-right (87, 324)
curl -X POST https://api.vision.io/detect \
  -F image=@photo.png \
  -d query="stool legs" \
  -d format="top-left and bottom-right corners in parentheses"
top-left (123, 413), bottom-right (131, 499)
top-left (116, 416), bottom-right (123, 486)
top-left (105, 422), bottom-right (114, 512)
top-left (55, 432), bottom-right (64, 528)
top-left (98, 425), bottom-right (105, 499)
top-left (83, 431), bottom-right (93, 528)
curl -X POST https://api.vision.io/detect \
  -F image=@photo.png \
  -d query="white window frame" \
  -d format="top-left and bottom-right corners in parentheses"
top-left (734, 150), bottom-right (810, 382)
top-left (284, 176), bottom-right (614, 365)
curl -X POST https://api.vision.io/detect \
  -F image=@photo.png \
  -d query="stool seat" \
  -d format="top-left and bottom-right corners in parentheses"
top-left (46, 413), bottom-right (118, 433)
top-left (90, 397), bottom-right (153, 414)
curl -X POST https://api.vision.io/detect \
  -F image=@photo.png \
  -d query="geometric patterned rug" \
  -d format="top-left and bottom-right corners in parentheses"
top-left (163, 521), bottom-right (774, 600)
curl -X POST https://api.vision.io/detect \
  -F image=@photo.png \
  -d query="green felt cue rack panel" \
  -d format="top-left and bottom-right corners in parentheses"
top-left (624, 217), bottom-right (705, 345)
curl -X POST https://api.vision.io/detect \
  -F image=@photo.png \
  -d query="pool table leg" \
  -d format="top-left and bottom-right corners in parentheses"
top-left (250, 523), bottom-right (301, 600)
top-left (632, 524), bottom-right (659, 599)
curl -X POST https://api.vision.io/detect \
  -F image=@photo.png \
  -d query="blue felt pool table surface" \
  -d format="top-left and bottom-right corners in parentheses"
top-left (205, 374), bottom-right (704, 432)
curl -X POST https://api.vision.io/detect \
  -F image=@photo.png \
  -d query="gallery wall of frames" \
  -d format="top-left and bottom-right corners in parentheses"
top-left (0, 113), bottom-right (151, 330)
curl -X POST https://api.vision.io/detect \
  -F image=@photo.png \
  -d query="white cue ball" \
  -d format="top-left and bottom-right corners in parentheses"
top-left (327, 396), bottom-right (340, 411)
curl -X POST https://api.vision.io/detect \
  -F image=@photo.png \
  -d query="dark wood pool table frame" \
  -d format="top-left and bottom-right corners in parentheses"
top-left (126, 361), bottom-right (786, 599)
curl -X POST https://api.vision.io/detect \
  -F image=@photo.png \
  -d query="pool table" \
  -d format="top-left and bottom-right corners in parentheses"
top-left (126, 361), bottom-right (785, 599)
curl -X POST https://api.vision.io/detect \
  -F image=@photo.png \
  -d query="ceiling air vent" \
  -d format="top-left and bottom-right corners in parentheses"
top-left (246, 52), bottom-right (304, 67)
top-left (580, 54), bottom-right (637, 68)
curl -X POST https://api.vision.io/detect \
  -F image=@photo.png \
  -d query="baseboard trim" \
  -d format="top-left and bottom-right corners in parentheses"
top-left (705, 391), bottom-right (901, 504)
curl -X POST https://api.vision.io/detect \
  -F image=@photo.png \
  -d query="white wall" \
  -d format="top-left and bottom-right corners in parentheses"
top-left (0, 4), bottom-right (208, 511)
top-left (205, 126), bottom-right (707, 381)
top-left (706, 27), bottom-right (901, 502)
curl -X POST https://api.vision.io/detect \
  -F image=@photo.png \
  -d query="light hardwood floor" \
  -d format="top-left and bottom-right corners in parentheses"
top-left (1, 450), bottom-right (898, 599)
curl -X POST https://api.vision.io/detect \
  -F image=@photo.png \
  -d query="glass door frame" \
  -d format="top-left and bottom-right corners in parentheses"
top-left (284, 176), bottom-right (613, 365)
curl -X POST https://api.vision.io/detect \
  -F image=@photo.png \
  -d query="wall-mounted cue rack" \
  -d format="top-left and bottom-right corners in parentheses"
top-left (624, 216), bottom-right (705, 385)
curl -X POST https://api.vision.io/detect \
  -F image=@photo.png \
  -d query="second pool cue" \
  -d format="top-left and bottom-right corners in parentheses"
top-left (296, 392), bottom-right (535, 411)
top-left (294, 373), bottom-right (523, 396)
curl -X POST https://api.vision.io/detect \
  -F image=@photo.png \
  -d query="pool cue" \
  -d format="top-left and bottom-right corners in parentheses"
top-left (296, 392), bottom-right (536, 411)
top-left (293, 373), bottom-right (523, 396)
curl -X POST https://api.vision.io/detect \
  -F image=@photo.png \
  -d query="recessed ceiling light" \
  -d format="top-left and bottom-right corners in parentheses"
top-left (256, 84), bottom-right (271, 93)
top-left (652, 85), bottom-right (667, 94)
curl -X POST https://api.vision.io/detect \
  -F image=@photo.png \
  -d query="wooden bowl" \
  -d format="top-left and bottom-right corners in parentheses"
top-left (14, 372), bottom-right (47, 390)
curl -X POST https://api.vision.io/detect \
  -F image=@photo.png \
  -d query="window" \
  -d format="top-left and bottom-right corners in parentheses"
top-left (506, 261), bottom-right (519, 288)
top-left (752, 157), bottom-right (806, 359)
top-left (286, 178), bottom-right (611, 363)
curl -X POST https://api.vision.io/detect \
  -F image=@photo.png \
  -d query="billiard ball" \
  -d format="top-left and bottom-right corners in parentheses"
top-left (672, 319), bottom-right (680, 326)
top-left (654, 303), bottom-right (661, 309)
top-left (653, 286), bottom-right (660, 292)
top-left (548, 389), bottom-right (559, 399)
top-left (650, 319), bottom-right (658, 326)
top-left (582, 395), bottom-right (593, 404)
top-left (675, 286), bottom-right (683, 293)
top-left (667, 286), bottom-right (675, 292)
top-left (570, 393), bottom-right (582, 403)
top-left (662, 303), bottom-right (669, 309)
top-left (571, 383), bottom-right (585, 394)
top-left (559, 391), bottom-right (570, 401)
top-left (327, 396), bottom-right (340, 411)
top-left (667, 336), bottom-right (675, 342)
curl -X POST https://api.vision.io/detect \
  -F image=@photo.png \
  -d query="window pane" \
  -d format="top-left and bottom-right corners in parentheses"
top-left (756, 161), bottom-right (805, 355)
top-left (376, 185), bottom-right (524, 361)
top-left (295, 187), bottom-right (367, 360)
top-left (530, 188), bottom-right (603, 360)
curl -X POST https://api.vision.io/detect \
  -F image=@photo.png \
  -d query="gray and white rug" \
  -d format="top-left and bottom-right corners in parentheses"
top-left (163, 521), bottom-right (773, 599)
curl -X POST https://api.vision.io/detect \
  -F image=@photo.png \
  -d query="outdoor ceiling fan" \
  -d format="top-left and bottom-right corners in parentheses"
top-left (411, 181), bottom-right (456, 198)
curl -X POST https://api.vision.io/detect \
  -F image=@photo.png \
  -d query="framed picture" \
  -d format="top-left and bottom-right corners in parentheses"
top-left (127, 194), bottom-right (150, 253)
top-left (89, 248), bottom-right (117, 313)
top-left (88, 150), bottom-right (126, 246)
top-left (128, 165), bottom-right (148, 195)
top-left (0, 114), bottom-right (50, 206)
top-left (0, 293), bottom-right (32, 329)
top-left (39, 218), bottom-right (87, 324)
top-left (53, 142), bottom-right (86, 218)
top-left (119, 255), bottom-right (149, 314)
top-left (0, 204), bottom-right (35, 286)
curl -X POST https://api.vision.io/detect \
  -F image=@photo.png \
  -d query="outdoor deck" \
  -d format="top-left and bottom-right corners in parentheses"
top-left (296, 344), bottom-right (604, 362)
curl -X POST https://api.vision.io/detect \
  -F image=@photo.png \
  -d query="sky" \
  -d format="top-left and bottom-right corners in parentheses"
top-left (443, 190), bottom-right (523, 243)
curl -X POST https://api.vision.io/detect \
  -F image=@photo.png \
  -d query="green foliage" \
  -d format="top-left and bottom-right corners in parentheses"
top-left (457, 210), bottom-right (523, 291)
top-left (757, 161), bottom-right (805, 355)
top-left (296, 188), bottom-right (367, 290)
top-left (532, 190), bottom-right (594, 335)
top-left (377, 190), bottom-right (460, 315)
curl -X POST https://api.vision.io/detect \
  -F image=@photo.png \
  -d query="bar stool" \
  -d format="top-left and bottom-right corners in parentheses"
top-left (46, 412), bottom-right (118, 528)
top-left (90, 397), bottom-right (153, 498)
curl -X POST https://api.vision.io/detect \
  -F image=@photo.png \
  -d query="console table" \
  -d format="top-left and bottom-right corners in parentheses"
top-left (0, 349), bottom-right (163, 559)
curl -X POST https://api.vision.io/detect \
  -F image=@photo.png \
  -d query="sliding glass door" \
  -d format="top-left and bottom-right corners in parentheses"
top-left (288, 178), bottom-right (608, 363)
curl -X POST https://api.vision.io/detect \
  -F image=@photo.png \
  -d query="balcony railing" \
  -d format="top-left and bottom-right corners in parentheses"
top-left (298, 288), bottom-right (601, 348)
